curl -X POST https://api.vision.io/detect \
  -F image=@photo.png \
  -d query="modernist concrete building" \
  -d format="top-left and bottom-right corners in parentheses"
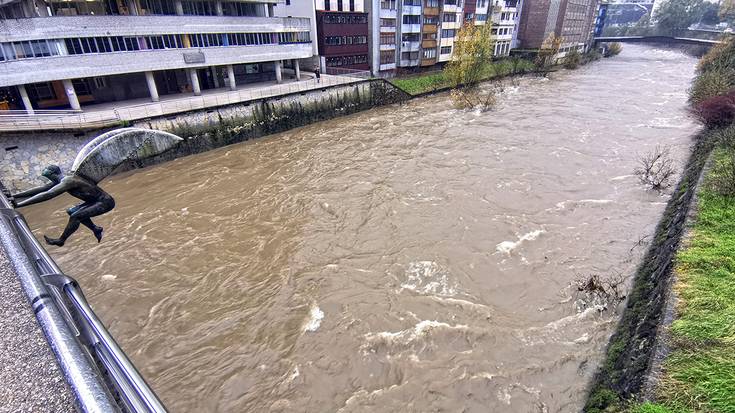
top-left (516, 0), bottom-right (599, 52)
top-left (0, 0), bottom-right (313, 112)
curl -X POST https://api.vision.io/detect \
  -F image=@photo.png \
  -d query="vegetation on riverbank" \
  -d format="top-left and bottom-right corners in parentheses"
top-left (586, 36), bottom-right (735, 413)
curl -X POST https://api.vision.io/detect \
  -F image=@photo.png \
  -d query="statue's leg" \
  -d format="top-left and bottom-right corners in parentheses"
top-left (46, 200), bottom-right (112, 246)
top-left (68, 203), bottom-right (102, 238)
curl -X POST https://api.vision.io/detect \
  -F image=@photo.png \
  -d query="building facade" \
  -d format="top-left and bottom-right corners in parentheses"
top-left (0, 0), bottom-right (313, 112)
top-left (313, 0), bottom-right (369, 72)
top-left (369, 0), bottom-right (521, 77)
top-left (516, 0), bottom-right (599, 52)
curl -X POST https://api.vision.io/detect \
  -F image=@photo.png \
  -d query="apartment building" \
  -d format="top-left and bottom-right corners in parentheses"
top-left (0, 0), bottom-right (313, 112)
top-left (369, 0), bottom-right (520, 76)
top-left (516, 0), bottom-right (599, 52)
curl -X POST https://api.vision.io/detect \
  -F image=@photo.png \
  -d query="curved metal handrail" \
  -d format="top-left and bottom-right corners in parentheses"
top-left (0, 185), bottom-right (166, 413)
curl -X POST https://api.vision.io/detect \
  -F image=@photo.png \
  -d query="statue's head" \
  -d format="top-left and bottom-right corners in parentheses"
top-left (42, 164), bottom-right (62, 183)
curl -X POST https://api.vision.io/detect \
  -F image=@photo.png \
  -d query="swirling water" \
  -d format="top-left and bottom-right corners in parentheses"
top-left (25, 45), bottom-right (698, 412)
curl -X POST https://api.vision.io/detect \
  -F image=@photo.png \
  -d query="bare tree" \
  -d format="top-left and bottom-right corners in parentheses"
top-left (635, 145), bottom-right (677, 191)
top-left (574, 273), bottom-right (628, 311)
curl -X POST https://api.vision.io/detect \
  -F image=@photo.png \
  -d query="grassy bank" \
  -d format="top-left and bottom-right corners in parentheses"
top-left (635, 147), bottom-right (735, 413)
top-left (389, 58), bottom-right (536, 95)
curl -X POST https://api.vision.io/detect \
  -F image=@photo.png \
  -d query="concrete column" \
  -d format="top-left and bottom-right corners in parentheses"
top-left (126, 0), bottom-right (139, 15)
top-left (175, 0), bottom-right (183, 15)
top-left (275, 60), bottom-right (282, 84)
top-left (189, 69), bottom-right (201, 96)
top-left (17, 85), bottom-right (34, 114)
top-left (294, 59), bottom-right (301, 81)
top-left (263, 3), bottom-right (269, 17)
top-left (145, 71), bottom-right (159, 102)
top-left (211, 67), bottom-right (220, 88)
top-left (215, 0), bottom-right (223, 15)
top-left (227, 64), bottom-right (237, 90)
top-left (62, 79), bottom-right (81, 111)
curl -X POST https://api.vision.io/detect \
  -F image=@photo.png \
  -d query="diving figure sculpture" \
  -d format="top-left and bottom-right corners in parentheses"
top-left (13, 128), bottom-right (182, 247)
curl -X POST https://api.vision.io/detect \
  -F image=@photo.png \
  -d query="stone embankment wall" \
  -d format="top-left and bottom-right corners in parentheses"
top-left (0, 79), bottom-right (408, 191)
top-left (584, 133), bottom-right (714, 411)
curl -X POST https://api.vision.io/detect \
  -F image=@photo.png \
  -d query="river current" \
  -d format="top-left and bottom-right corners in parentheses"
top-left (25, 45), bottom-right (698, 412)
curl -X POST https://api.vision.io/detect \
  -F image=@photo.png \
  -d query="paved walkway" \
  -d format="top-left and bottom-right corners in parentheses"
top-left (0, 244), bottom-right (74, 413)
top-left (0, 71), bottom-right (364, 131)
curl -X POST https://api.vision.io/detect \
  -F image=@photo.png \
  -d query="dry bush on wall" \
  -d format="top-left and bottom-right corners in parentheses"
top-left (634, 145), bottom-right (677, 191)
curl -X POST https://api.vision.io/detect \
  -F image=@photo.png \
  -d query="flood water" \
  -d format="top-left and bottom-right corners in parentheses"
top-left (24, 45), bottom-right (698, 412)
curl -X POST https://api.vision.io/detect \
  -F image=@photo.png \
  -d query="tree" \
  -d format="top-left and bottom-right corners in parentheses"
top-left (535, 33), bottom-right (563, 68)
top-left (654, 0), bottom-right (705, 35)
top-left (443, 22), bottom-right (496, 110)
top-left (444, 22), bottom-right (494, 88)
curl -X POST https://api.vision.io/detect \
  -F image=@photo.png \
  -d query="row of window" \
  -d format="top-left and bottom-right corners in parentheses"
top-left (324, 35), bottom-right (368, 46)
top-left (321, 13), bottom-right (368, 24)
top-left (0, 32), bottom-right (310, 61)
top-left (491, 27), bottom-right (513, 36)
top-left (325, 54), bottom-right (368, 67)
top-left (322, 0), bottom-right (358, 12)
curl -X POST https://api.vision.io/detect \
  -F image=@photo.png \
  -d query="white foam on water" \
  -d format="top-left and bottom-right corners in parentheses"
top-left (610, 174), bottom-right (635, 181)
top-left (495, 229), bottom-right (545, 254)
top-left (400, 261), bottom-right (457, 297)
top-left (303, 305), bottom-right (324, 332)
top-left (101, 274), bottom-right (117, 281)
top-left (363, 320), bottom-right (469, 348)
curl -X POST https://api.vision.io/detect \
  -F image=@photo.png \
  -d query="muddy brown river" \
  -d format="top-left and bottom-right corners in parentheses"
top-left (24, 45), bottom-right (698, 412)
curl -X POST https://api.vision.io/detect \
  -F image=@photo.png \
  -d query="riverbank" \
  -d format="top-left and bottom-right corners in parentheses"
top-left (586, 38), bottom-right (735, 413)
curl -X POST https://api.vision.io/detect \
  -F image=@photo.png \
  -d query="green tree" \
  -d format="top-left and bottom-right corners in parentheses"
top-left (654, 0), bottom-right (705, 35)
top-left (443, 22), bottom-right (494, 88)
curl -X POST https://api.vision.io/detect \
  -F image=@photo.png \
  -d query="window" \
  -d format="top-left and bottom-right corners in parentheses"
top-left (28, 82), bottom-right (55, 100)
top-left (139, 0), bottom-right (176, 15)
top-left (380, 50), bottom-right (395, 64)
top-left (381, 18), bottom-right (396, 27)
top-left (402, 15), bottom-right (420, 24)
top-left (424, 16), bottom-right (438, 24)
top-left (422, 32), bottom-right (436, 40)
top-left (403, 0), bottom-right (420, 5)
top-left (325, 54), bottom-right (368, 67)
top-left (476, 14), bottom-right (487, 21)
top-left (441, 29), bottom-right (456, 38)
top-left (380, 34), bottom-right (395, 45)
top-left (464, 12), bottom-right (474, 21)
top-left (442, 13), bottom-right (456, 22)
top-left (337, 0), bottom-right (343, 11)
top-left (401, 33), bottom-right (420, 42)
top-left (425, 0), bottom-right (438, 6)
top-left (401, 51), bottom-right (419, 60)
top-left (380, 0), bottom-right (396, 9)
top-left (350, 0), bottom-right (354, 11)
top-left (181, 0), bottom-right (215, 15)
top-left (72, 78), bottom-right (92, 95)
top-left (440, 46), bottom-right (451, 54)
top-left (94, 77), bottom-right (107, 88)
top-left (422, 48), bottom-right (436, 59)
top-left (324, 0), bottom-right (330, 10)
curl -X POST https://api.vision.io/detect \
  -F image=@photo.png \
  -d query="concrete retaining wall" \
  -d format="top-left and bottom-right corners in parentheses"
top-left (0, 79), bottom-right (408, 191)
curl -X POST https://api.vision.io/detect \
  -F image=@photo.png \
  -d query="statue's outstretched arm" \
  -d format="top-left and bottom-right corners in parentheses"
top-left (15, 181), bottom-right (70, 208)
top-left (13, 182), bottom-right (56, 200)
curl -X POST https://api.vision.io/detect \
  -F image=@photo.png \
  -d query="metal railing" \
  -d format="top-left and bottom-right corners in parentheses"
top-left (0, 72), bottom-right (364, 132)
top-left (0, 185), bottom-right (166, 413)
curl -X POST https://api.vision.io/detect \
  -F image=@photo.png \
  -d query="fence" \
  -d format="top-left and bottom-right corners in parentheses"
top-left (0, 184), bottom-right (167, 413)
top-left (0, 72), bottom-right (366, 132)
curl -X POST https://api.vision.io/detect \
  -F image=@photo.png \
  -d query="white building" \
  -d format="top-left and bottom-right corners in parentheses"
top-left (0, 0), bottom-right (313, 113)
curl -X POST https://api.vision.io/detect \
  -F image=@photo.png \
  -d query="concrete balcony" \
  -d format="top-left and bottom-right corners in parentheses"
top-left (440, 37), bottom-right (454, 46)
top-left (441, 21), bottom-right (460, 29)
top-left (401, 23), bottom-right (421, 33)
top-left (402, 5), bottom-right (422, 15)
top-left (423, 24), bottom-right (438, 33)
top-left (442, 4), bottom-right (458, 12)
top-left (380, 43), bottom-right (396, 50)
top-left (401, 41), bottom-right (420, 51)
top-left (423, 6), bottom-right (439, 15)
top-left (0, 15), bottom-right (311, 42)
top-left (380, 25), bottom-right (397, 32)
top-left (0, 43), bottom-right (312, 87)
top-left (422, 39), bottom-right (437, 48)
top-left (380, 62), bottom-right (396, 71)
top-left (420, 58), bottom-right (436, 66)
top-left (379, 8), bottom-right (397, 18)
top-left (398, 58), bottom-right (419, 67)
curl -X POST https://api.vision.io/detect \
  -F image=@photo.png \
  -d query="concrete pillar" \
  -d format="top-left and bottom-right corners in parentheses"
top-left (211, 67), bottom-right (220, 88)
top-left (294, 59), bottom-right (301, 81)
top-left (126, 0), bottom-right (139, 15)
top-left (189, 69), bottom-right (201, 96)
top-left (175, 0), bottom-right (183, 15)
top-left (275, 60), bottom-right (282, 84)
top-left (215, 0), bottom-right (223, 15)
top-left (145, 71), bottom-right (159, 102)
top-left (62, 79), bottom-right (81, 111)
top-left (17, 85), bottom-right (34, 114)
top-left (227, 64), bottom-right (237, 90)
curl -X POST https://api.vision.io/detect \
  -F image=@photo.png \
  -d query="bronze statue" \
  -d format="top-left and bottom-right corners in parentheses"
top-left (14, 165), bottom-right (113, 246)
top-left (12, 128), bottom-right (182, 247)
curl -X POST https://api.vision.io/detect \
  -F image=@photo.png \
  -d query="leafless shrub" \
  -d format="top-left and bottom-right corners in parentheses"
top-left (574, 273), bottom-right (628, 312)
top-left (634, 145), bottom-right (677, 191)
top-left (450, 82), bottom-right (505, 112)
